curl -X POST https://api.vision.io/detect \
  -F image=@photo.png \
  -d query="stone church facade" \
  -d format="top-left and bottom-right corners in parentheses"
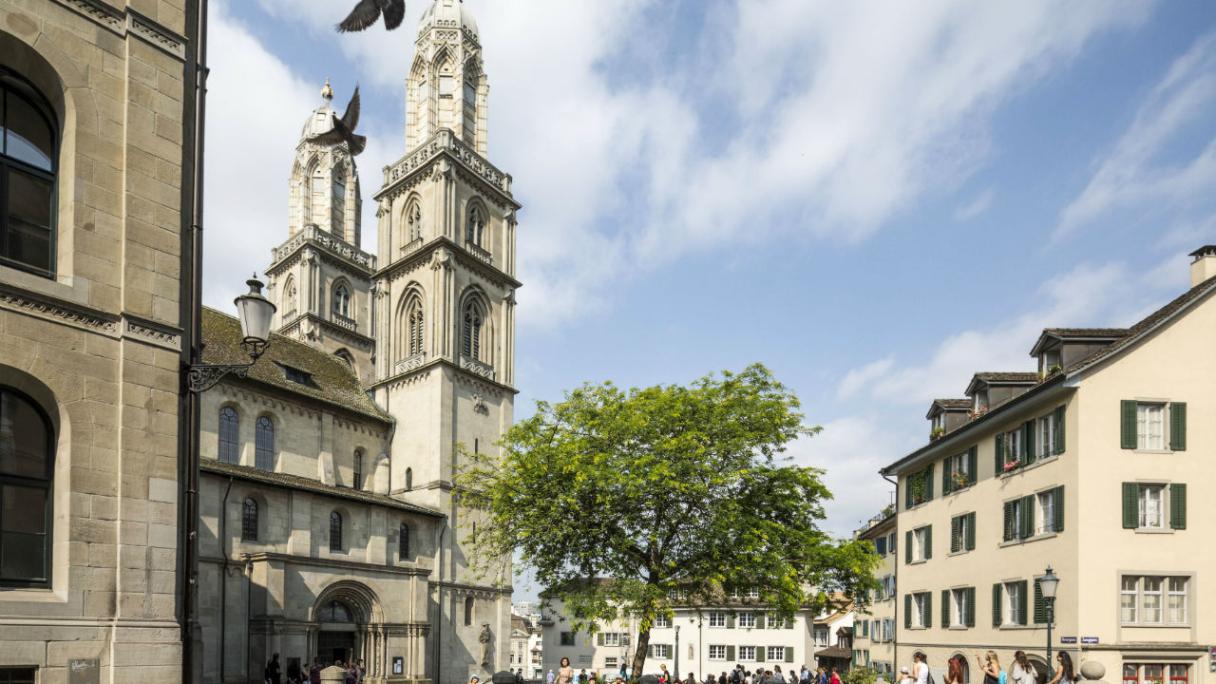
top-left (197, 1), bottom-right (518, 682)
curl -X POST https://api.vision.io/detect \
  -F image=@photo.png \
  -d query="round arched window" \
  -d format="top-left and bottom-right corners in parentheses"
top-left (0, 70), bottom-right (58, 277)
top-left (317, 600), bottom-right (354, 623)
top-left (0, 386), bottom-right (54, 585)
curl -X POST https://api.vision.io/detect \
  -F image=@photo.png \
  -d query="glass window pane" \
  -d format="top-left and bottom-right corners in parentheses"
top-left (4, 93), bottom-right (53, 172)
top-left (2, 485), bottom-right (46, 534)
top-left (0, 391), bottom-right (49, 478)
top-left (1, 531), bottom-right (45, 580)
top-left (4, 169), bottom-right (53, 273)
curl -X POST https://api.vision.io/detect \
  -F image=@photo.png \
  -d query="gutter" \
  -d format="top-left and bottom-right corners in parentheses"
top-left (881, 473), bottom-right (898, 670)
top-left (219, 476), bottom-right (233, 681)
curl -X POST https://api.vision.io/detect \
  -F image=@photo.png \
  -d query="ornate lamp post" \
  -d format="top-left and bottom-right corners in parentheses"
top-left (1040, 566), bottom-right (1060, 672)
top-left (187, 275), bottom-right (276, 392)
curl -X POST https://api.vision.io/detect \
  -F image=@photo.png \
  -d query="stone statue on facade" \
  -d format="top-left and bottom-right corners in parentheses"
top-left (479, 623), bottom-right (492, 666)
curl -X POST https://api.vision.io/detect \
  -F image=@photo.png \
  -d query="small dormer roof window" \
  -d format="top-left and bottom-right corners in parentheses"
top-left (276, 362), bottom-right (315, 387)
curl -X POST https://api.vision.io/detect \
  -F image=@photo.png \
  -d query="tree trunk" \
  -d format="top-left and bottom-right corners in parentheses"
top-left (631, 626), bottom-right (651, 681)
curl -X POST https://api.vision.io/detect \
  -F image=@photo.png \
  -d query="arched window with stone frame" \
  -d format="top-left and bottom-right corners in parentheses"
top-left (329, 511), bottom-right (343, 552)
top-left (0, 69), bottom-right (59, 278)
top-left (464, 201), bottom-right (485, 248)
top-left (395, 287), bottom-right (425, 365)
top-left (405, 467), bottom-right (413, 491)
top-left (332, 280), bottom-right (352, 321)
top-left (331, 168), bottom-right (347, 237)
top-left (407, 296), bottom-right (424, 358)
top-left (218, 406), bottom-right (240, 464)
top-left (399, 523), bottom-right (411, 561)
top-left (402, 198), bottom-right (423, 246)
top-left (281, 275), bottom-right (298, 319)
top-left (459, 291), bottom-right (491, 365)
top-left (254, 415), bottom-right (275, 471)
top-left (353, 449), bottom-right (363, 490)
top-left (464, 596), bottom-right (474, 626)
top-left (241, 498), bottom-right (259, 541)
top-left (0, 385), bottom-right (55, 586)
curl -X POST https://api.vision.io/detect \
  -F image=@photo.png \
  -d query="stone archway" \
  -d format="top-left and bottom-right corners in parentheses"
top-left (309, 582), bottom-right (387, 678)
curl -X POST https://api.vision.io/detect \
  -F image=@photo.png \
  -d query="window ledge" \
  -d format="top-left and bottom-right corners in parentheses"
top-left (948, 549), bottom-right (973, 557)
top-left (947, 625), bottom-right (970, 631)
top-left (1132, 449), bottom-right (1175, 455)
top-left (1119, 622), bottom-right (1191, 628)
top-left (998, 455), bottom-right (1060, 479)
top-left (998, 624), bottom-right (1035, 630)
top-left (1133, 528), bottom-right (1174, 535)
top-left (908, 559), bottom-right (928, 566)
top-left (999, 532), bottom-right (1059, 548)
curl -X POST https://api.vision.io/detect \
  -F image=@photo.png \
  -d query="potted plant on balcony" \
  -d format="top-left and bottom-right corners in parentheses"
top-left (909, 478), bottom-right (927, 505)
top-left (930, 426), bottom-right (945, 441)
top-left (1002, 460), bottom-right (1020, 474)
top-left (952, 471), bottom-right (969, 488)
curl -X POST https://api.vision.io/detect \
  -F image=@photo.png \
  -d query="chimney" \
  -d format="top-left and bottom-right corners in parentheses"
top-left (1189, 246), bottom-right (1216, 287)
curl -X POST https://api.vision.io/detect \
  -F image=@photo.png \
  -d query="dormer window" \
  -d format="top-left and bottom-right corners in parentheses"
top-left (277, 362), bottom-right (315, 387)
top-left (1041, 348), bottom-right (1062, 376)
top-left (973, 391), bottom-right (989, 414)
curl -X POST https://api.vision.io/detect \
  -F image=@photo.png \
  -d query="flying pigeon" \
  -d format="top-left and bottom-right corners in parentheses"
top-left (307, 86), bottom-right (367, 156)
top-left (337, 0), bottom-right (405, 32)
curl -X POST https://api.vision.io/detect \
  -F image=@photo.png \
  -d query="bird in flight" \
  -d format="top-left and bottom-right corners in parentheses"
top-left (307, 86), bottom-right (367, 156)
top-left (337, 0), bottom-right (405, 32)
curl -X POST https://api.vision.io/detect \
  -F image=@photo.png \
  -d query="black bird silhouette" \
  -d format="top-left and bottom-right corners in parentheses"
top-left (307, 86), bottom-right (367, 156)
top-left (337, 0), bottom-right (405, 32)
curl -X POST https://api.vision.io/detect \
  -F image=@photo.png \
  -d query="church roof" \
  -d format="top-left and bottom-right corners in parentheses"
top-left (202, 307), bottom-right (390, 422)
top-left (420, 0), bottom-right (478, 37)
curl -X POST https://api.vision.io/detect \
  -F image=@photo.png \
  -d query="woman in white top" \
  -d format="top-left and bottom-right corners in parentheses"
top-left (1011, 651), bottom-right (1036, 684)
top-left (913, 652), bottom-right (930, 684)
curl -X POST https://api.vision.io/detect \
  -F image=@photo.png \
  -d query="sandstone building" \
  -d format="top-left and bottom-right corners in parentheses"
top-left (0, 0), bottom-right (201, 682)
top-left (880, 248), bottom-right (1216, 684)
top-left (196, 1), bottom-right (518, 682)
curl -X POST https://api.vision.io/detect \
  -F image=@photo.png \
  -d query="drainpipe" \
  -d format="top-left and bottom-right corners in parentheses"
top-left (881, 473), bottom-right (899, 670)
top-left (434, 525), bottom-right (446, 684)
top-left (244, 552), bottom-right (253, 682)
top-left (219, 476), bottom-right (234, 681)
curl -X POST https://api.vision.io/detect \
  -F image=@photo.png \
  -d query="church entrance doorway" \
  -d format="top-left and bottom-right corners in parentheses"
top-left (316, 599), bottom-right (359, 665)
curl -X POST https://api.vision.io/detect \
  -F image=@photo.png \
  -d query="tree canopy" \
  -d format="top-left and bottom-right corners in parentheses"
top-left (457, 364), bottom-right (878, 676)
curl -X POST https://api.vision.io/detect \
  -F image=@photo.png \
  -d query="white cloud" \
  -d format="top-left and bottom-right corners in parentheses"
top-left (837, 357), bottom-right (894, 400)
top-left (1057, 31), bottom-right (1216, 239)
top-left (954, 188), bottom-right (995, 221)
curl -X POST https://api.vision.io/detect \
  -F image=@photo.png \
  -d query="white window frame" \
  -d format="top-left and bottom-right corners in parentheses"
top-left (1121, 577), bottom-right (1138, 623)
top-left (1136, 402), bottom-right (1166, 450)
top-left (1167, 577), bottom-right (1188, 624)
top-left (1119, 575), bottom-right (1190, 626)
top-left (912, 526), bottom-right (930, 562)
top-left (653, 614), bottom-right (670, 628)
top-left (709, 645), bottom-right (727, 660)
top-left (739, 645), bottom-right (756, 661)
top-left (1003, 582), bottom-right (1023, 626)
top-left (605, 657), bottom-right (618, 668)
top-left (946, 452), bottom-right (970, 487)
top-left (1036, 490), bottom-right (1056, 535)
top-left (708, 611), bottom-right (726, 628)
top-left (746, 588), bottom-right (760, 599)
top-left (738, 612), bottom-right (756, 628)
top-left (952, 514), bottom-right (971, 552)
top-left (652, 644), bottom-right (671, 659)
top-left (1138, 484), bottom-right (1166, 530)
top-left (950, 588), bottom-right (968, 628)
top-left (602, 632), bottom-right (621, 647)
top-left (887, 532), bottom-right (897, 556)
top-left (1004, 428), bottom-right (1024, 465)
top-left (911, 593), bottom-right (928, 629)
top-left (1036, 413), bottom-right (1057, 459)
top-left (767, 646), bottom-right (785, 662)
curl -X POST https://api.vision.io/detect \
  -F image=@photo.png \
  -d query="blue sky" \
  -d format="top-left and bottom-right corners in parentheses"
top-left (201, 1), bottom-right (1216, 597)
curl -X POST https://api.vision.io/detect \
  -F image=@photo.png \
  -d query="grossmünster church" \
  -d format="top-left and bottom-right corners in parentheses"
top-left (196, 1), bottom-right (519, 681)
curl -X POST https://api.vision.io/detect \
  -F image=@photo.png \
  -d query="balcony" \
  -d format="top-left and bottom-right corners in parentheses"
top-left (460, 356), bottom-right (495, 380)
top-left (331, 312), bottom-right (357, 331)
top-left (466, 242), bottom-right (493, 264)
top-left (394, 353), bottom-right (427, 375)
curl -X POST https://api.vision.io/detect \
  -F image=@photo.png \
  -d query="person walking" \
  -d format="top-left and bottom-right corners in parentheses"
top-left (548, 670), bottom-right (557, 684)
top-left (829, 669), bottom-right (841, 684)
top-left (976, 652), bottom-right (1003, 684)
top-left (913, 653), bottom-right (930, 684)
top-left (265, 653), bottom-right (282, 684)
top-left (1011, 652), bottom-right (1036, 684)
top-left (818, 668), bottom-right (830, 684)
top-left (945, 657), bottom-right (966, 684)
top-left (898, 667), bottom-right (914, 684)
top-left (1047, 653), bottom-right (1075, 684)
top-left (557, 658), bottom-right (574, 684)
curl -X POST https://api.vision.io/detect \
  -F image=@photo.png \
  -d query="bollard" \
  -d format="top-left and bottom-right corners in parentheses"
top-left (1079, 662), bottom-right (1107, 684)
top-left (320, 665), bottom-right (348, 683)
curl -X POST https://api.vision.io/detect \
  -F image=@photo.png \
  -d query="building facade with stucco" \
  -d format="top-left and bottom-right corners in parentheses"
top-left (0, 0), bottom-right (201, 682)
top-left (196, 1), bottom-right (517, 683)
top-left (881, 248), bottom-right (1216, 684)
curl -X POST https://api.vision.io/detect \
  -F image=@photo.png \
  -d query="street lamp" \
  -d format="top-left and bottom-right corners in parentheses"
top-left (187, 275), bottom-right (277, 392)
top-left (674, 625), bottom-right (680, 681)
top-left (1040, 566), bottom-right (1060, 674)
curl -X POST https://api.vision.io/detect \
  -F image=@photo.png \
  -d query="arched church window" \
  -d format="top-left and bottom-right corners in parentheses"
top-left (333, 283), bottom-right (351, 319)
top-left (282, 276), bottom-right (297, 317)
top-left (407, 201), bottom-right (422, 243)
top-left (255, 416), bottom-right (275, 471)
top-left (465, 204), bottom-right (484, 247)
top-left (464, 596), bottom-right (474, 626)
top-left (461, 300), bottom-right (483, 361)
top-left (241, 498), bottom-right (258, 541)
top-left (462, 75), bottom-right (477, 145)
top-left (1, 70), bottom-right (58, 278)
top-left (310, 172), bottom-right (326, 226)
top-left (332, 173), bottom-right (346, 236)
top-left (407, 298), bottom-right (424, 357)
top-left (318, 600), bottom-right (354, 623)
top-left (405, 467), bottom-right (413, 491)
top-left (399, 523), bottom-right (411, 560)
top-left (0, 386), bottom-right (54, 585)
top-left (353, 449), bottom-right (363, 490)
top-left (218, 406), bottom-right (239, 464)
top-left (329, 511), bottom-right (343, 551)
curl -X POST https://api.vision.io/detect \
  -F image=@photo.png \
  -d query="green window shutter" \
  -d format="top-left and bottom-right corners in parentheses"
top-left (727, 645), bottom-right (735, 662)
top-left (1019, 495), bottom-right (1034, 539)
top-left (1121, 400), bottom-right (1138, 449)
top-left (992, 584), bottom-right (1002, 627)
top-left (926, 464), bottom-right (935, 501)
top-left (1023, 421), bottom-right (1036, 465)
top-left (923, 592), bottom-right (932, 629)
top-left (1033, 578), bottom-right (1045, 624)
top-left (1122, 482), bottom-right (1139, 529)
top-left (950, 517), bottom-right (961, 554)
top-left (905, 530), bottom-right (912, 564)
top-left (1003, 501), bottom-right (1014, 541)
top-left (924, 525), bottom-right (932, 560)
top-left (966, 512), bottom-right (976, 551)
top-left (995, 433), bottom-right (1005, 472)
top-left (1170, 483), bottom-right (1187, 530)
top-left (1053, 405), bottom-right (1066, 455)
top-left (1169, 402), bottom-right (1187, 451)
top-left (943, 460), bottom-right (952, 495)
top-left (941, 590), bottom-right (951, 627)
top-left (755, 613), bottom-right (765, 630)
top-left (727, 613), bottom-right (736, 629)
top-left (1053, 486), bottom-right (1065, 533)
top-left (647, 644), bottom-right (654, 657)
top-left (965, 587), bottom-right (976, 627)
top-left (905, 594), bottom-right (912, 629)
top-left (905, 478), bottom-right (912, 509)
top-left (786, 648), bottom-right (794, 664)
top-left (1017, 580), bottom-right (1029, 625)
top-left (967, 447), bottom-right (978, 485)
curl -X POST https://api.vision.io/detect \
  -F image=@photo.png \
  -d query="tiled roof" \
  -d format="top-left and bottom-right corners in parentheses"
top-left (1040, 327), bottom-right (1129, 338)
top-left (933, 398), bottom-right (972, 409)
top-left (971, 371), bottom-right (1039, 383)
top-left (201, 459), bottom-right (444, 518)
top-left (882, 276), bottom-right (1216, 476)
top-left (202, 307), bottom-right (390, 422)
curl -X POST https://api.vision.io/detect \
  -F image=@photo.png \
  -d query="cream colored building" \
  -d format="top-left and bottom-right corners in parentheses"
top-left (880, 247), bottom-right (1216, 684)
top-left (0, 0), bottom-right (200, 682)
top-left (855, 512), bottom-right (897, 679)
top-left (196, 1), bottom-right (519, 683)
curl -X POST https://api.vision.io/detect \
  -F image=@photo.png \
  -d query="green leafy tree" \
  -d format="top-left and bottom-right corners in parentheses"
top-left (457, 364), bottom-right (878, 677)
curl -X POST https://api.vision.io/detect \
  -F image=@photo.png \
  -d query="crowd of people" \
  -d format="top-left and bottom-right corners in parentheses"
top-left (897, 650), bottom-right (1076, 684)
top-left (260, 653), bottom-right (368, 684)
top-left (546, 659), bottom-right (845, 684)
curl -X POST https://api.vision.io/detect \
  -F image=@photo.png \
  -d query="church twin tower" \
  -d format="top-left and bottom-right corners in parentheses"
top-left (264, 0), bottom-right (517, 663)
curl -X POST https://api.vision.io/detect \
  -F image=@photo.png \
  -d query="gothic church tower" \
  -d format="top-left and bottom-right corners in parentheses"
top-left (372, 0), bottom-right (518, 679)
top-left (265, 81), bottom-right (376, 383)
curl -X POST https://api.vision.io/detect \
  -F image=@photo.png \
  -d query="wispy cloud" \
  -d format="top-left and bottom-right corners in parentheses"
top-left (1057, 31), bottom-right (1216, 240)
top-left (955, 188), bottom-right (995, 221)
